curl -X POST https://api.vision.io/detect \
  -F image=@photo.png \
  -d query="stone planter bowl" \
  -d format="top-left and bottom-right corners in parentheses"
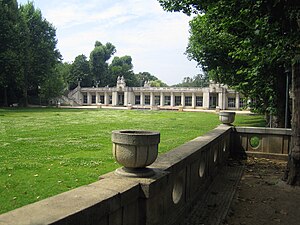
top-left (112, 130), bottom-right (160, 169)
top-left (219, 111), bottom-right (236, 125)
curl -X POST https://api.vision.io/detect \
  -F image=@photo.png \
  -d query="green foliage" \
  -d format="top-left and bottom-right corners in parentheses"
top-left (0, 0), bottom-right (23, 106)
top-left (149, 79), bottom-right (168, 87)
top-left (108, 55), bottom-right (138, 86)
top-left (40, 69), bottom-right (65, 103)
top-left (175, 73), bottom-right (209, 87)
top-left (0, 1), bottom-right (62, 106)
top-left (69, 55), bottom-right (91, 88)
top-left (71, 44), bottom-right (162, 88)
top-left (55, 62), bottom-right (71, 89)
top-left (0, 108), bottom-right (264, 213)
top-left (159, 0), bottom-right (300, 126)
top-left (135, 72), bottom-right (159, 86)
top-left (89, 41), bottom-right (116, 86)
top-left (20, 2), bottom-right (61, 104)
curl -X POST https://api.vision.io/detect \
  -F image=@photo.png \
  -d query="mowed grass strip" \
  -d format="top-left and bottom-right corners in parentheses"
top-left (0, 108), bottom-right (265, 213)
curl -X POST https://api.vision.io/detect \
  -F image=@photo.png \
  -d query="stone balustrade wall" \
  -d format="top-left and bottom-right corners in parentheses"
top-left (231, 127), bottom-right (291, 159)
top-left (0, 125), bottom-right (290, 225)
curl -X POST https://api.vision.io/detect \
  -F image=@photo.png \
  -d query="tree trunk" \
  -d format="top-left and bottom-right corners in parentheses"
top-left (3, 86), bottom-right (8, 107)
top-left (275, 69), bottom-right (288, 128)
top-left (23, 78), bottom-right (28, 107)
top-left (283, 57), bottom-right (300, 185)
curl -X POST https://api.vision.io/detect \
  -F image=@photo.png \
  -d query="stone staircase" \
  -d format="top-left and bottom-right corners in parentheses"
top-left (58, 87), bottom-right (81, 106)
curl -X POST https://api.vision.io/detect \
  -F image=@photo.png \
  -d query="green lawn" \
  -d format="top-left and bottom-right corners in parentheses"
top-left (0, 108), bottom-right (265, 214)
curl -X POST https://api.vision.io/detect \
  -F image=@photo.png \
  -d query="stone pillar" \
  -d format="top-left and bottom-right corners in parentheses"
top-left (87, 92), bottom-right (91, 105)
top-left (192, 93), bottom-right (196, 108)
top-left (160, 92), bottom-right (164, 106)
top-left (203, 92), bottom-right (209, 109)
top-left (218, 92), bottom-right (224, 110)
top-left (235, 92), bottom-right (240, 110)
top-left (112, 92), bottom-right (118, 106)
top-left (124, 92), bottom-right (128, 106)
top-left (140, 92), bottom-right (144, 106)
top-left (181, 92), bottom-right (185, 107)
top-left (170, 92), bottom-right (174, 107)
top-left (95, 92), bottom-right (99, 105)
top-left (104, 92), bottom-right (109, 105)
top-left (150, 92), bottom-right (155, 106)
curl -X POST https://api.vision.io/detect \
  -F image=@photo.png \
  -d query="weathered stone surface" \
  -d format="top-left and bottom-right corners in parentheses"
top-left (112, 130), bottom-right (160, 169)
top-left (219, 111), bottom-right (236, 125)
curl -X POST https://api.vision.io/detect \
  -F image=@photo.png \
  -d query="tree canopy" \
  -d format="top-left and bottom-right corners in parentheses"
top-left (174, 73), bottom-right (209, 87)
top-left (0, 0), bottom-right (62, 106)
top-left (89, 41), bottom-right (116, 86)
top-left (159, 0), bottom-right (300, 127)
top-left (159, 0), bottom-right (300, 185)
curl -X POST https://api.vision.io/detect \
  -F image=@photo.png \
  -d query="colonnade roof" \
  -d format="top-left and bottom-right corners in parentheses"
top-left (80, 86), bottom-right (234, 93)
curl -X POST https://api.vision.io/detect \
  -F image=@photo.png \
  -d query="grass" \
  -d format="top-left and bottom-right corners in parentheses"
top-left (0, 108), bottom-right (265, 214)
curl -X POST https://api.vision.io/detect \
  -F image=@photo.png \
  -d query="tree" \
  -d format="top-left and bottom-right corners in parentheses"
top-left (187, 1), bottom-right (295, 126)
top-left (89, 41), bottom-right (116, 86)
top-left (20, 1), bottom-right (61, 106)
top-left (158, 0), bottom-right (300, 185)
top-left (40, 68), bottom-right (65, 104)
top-left (108, 55), bottom-right (138, 86)
top-left (0, 0), bottom-right (22, 106)
top-left (69, 54), bottom-right (91, 88)
top-left (149, 79), bottom-right (168, 87)
top-left (135, 72), bottom-right (159, 87)
top-left (175, 74), bottom-right (209, 87)
top-left (56, 62), bottom-right (72, 90)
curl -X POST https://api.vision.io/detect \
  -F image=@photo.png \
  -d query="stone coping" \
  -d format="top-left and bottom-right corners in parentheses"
top-left (234, 127), bottom-right (292, 135)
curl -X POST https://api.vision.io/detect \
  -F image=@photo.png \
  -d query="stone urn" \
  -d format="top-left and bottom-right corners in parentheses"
top-left (112, 130), bottom-right (160, 177)
top-left (219, 111), bottom-right (236, 125)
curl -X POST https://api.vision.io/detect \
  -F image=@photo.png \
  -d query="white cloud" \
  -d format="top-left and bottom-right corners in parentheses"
top-left (18, 0), bottom-right (200, 85)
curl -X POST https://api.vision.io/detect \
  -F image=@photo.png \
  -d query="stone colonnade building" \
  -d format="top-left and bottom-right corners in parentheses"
top-left (68, 76), bottom-right (245, 110)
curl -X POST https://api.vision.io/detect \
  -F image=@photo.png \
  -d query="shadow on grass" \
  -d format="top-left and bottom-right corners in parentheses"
top-left (234, 114), bottom-right (266, 127)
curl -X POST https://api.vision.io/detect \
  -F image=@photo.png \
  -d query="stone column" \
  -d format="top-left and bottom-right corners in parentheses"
top-left (124, 92), bottom-right (128, 106)
top-left (235, 92), bottom-right (240, 110)
top-left (218, 92), bottom-right (224, 110)
top-left (150, 92), bottom-right (155, 106)
top-left (192, 93), bottom-right (196, 108)
top-left (170, 92), bottom-right (174, 107)
top-left (140, 92), bottom-right (144, 106)
top-left (112, 92), bottom-right (118, 106)
top-left (181, 92), bottom-right (185, 107)
top-left (95, 92), bottom-right (99, 105)
top-left (160, 92), bottom-right (164, 106)
top-left (203, 92), bottom-right (209, 109)
top-left (87, 92), bottom-right (91, 105)
top-left (104, 92), bottom-right (109, 105)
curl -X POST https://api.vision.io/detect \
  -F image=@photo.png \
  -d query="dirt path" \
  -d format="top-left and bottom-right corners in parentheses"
top-left (224, 157), bottom-right (300, 225)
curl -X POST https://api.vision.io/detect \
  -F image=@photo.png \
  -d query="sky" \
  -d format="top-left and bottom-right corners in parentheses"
top-left (18, 0), bottom-right (201, 85)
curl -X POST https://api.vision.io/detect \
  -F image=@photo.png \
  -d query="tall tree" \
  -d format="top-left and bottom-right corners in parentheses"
top-left (186, 1), bottom-right (294, 126)
top-left (149, 79), bottom-right (168, 87)
top-left (56, 62), bottom-right (71, 90)
top-left (135, 72), bottom-right (159, 87)
top-left (0, 0), bottom-right (22, 106)
top-left (158, 0), bottom-right (300, 185)
top-left (20, 1), bottom-right (61, 106)
top-left (40, 67), bottom-right (65, 104)
top-left (89, 41), bottom-right (116, 86)
top-left (69, 54), bottom-right (91, 88)
top-left (175, 74), bottom-right (209, 87)
top-left (108, 55), bottom-right (138, 87)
